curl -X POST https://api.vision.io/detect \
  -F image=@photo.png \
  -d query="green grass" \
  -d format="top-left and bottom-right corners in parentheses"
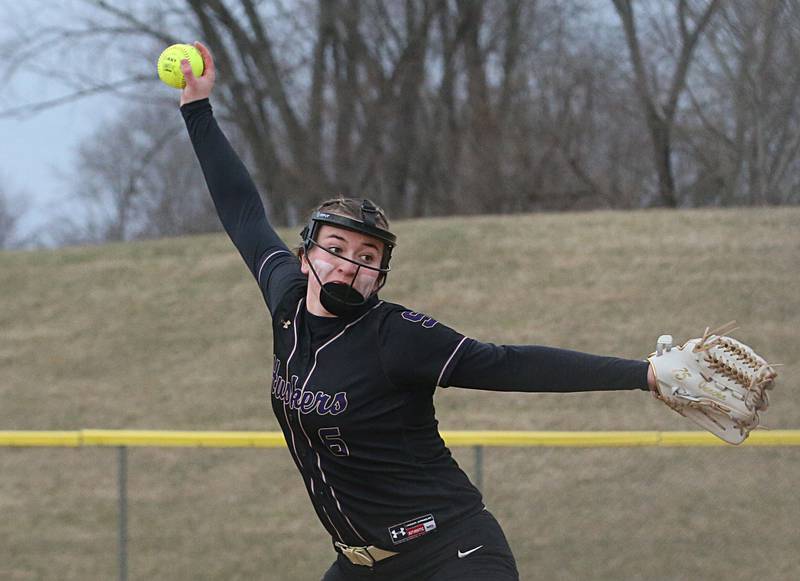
top-left (1, 208), bottom-right (798, 580)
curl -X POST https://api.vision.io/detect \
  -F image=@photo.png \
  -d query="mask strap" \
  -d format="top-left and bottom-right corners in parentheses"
top-left (361, 199), bottom-right (378, 227)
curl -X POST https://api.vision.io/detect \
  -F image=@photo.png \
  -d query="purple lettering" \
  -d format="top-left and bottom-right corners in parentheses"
top-left (271, 358), bottom-right (281, 395)
top-left (315, 392), bottom-right (333, 414)
top-left (330, 393), bottom-right (348, 415)
top-left (299, 391), bottom-right (317, 414)
top-left (401, 310), bottom-right (438, 328)
top-left (401, 311), bottom-right (425, 323)
top-left (270, 362), bottom-right (349, 416)
top-left (289, 377), bottom-right (302, 409)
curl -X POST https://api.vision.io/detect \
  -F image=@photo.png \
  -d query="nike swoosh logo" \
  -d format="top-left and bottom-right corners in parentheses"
top-left (457, 545), bottom-right (484, 559)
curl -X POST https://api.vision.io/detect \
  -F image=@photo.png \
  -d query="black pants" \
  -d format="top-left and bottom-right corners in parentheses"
top-left (321, 510), bottom-right (519, 581)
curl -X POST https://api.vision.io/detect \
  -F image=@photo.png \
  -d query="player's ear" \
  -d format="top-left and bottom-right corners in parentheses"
top-left (298, 248), bottom-right (310, 275)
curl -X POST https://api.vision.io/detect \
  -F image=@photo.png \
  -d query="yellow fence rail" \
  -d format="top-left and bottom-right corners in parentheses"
top-left (3, 428), bottom-right (799, 581)
top-left (2, 429), bottom-right (800, 447)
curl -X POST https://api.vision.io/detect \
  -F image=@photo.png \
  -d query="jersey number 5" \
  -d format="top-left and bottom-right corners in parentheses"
top-left (318, 427), bottom-right (350, 457)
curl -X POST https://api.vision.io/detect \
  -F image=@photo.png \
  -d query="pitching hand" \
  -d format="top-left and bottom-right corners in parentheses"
top-left (180, 41), bottom-right (216, 106)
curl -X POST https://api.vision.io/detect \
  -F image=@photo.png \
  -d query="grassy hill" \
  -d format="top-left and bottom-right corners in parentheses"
top-left (1, 208), bottom-right (798, 580)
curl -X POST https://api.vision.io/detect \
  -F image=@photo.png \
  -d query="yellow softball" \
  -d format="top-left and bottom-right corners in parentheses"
top-left (157, 44), bottom-right (204, 89)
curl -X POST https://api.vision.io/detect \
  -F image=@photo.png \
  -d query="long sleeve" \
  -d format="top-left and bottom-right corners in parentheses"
top-left (446, 339), bottom-right (649, 393)
top-left (181, 99), bottom-right (304, 314)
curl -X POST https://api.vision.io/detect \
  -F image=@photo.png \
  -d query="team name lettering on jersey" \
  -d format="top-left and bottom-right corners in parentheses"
top-left (271, 358), bottom-right (348, 416)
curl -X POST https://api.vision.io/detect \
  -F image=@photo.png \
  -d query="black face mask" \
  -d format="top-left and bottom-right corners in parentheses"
top-left (319, 281), bottom-right (368, 318)
top-left (299, 200), bottom-right (397, 318)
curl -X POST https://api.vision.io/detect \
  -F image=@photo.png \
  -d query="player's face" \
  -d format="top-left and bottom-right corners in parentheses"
top-left (301, 224), bottom-right (384, 306)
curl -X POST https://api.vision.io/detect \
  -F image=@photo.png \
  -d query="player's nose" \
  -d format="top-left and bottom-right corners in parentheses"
top-left (336, 255), bottom-right (359, 274)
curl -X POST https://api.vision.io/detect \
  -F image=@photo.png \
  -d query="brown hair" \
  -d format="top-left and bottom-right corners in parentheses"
top-left (313, 197), bottom-right (390, 229)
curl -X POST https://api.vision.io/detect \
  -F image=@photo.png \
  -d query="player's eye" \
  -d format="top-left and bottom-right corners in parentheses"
top-left (328, 246), bottom-right (342, 254)
top-left (359, 253), bottom-right (375, 264)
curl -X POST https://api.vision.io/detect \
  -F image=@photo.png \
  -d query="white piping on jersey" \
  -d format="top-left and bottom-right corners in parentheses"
top-left (322, 505), bottom-right (345, 543)
top-left (329, 487), bottom-right (367, 544)
top-left (313, 446), bottom-right (368, 544)
top-left (294, 300), bottom-right (383, 545)
top-left (257, 249), bottom-right (291, 285)
top-left (297, 301), bottom-right (383, 404)
top-left (310, 475), bottom-right (347, 543)
top-left (281, 298), bottom-right (305, 468)
top-left (437, 336), bottom-right (468, 387)
top-left (281, 299), bottom-right (337, 542)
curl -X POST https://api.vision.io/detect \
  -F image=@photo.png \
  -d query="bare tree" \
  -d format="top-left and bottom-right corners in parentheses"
top-left (0, 179), bottom-right (26, 249)
top-left (59, 100), bottom-right (219, 243)
top-left (3, 0), bottom-right (796, 244)
top-left (612, 0), bottom-right (722, 207)
top-left (683, 0), bottom-right (800, 205)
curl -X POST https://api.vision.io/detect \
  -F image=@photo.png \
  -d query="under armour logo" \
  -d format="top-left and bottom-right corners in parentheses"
top-left (282, 320), bottom-right (292, 329)
top-left (390, 528), bottom-right (406, 540)
top-left (388, 514), bottom-right (434, 545)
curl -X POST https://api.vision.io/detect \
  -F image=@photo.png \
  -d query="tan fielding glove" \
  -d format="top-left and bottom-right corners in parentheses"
top-left (647, 322), bottom-right (778, 445)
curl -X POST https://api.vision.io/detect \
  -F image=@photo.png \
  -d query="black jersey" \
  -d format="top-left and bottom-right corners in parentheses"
top-left (182, 99), bottom-right (650, 552)
top-left (269, 287), bottom-right (481, 548)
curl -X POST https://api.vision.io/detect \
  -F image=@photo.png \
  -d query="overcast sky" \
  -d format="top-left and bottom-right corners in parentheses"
top-left (1, 74), bottom-right (111, 241)
top-left (0, 0), bottom-right (190, 245)
top-left (1, 1), bottom-right (94, 242)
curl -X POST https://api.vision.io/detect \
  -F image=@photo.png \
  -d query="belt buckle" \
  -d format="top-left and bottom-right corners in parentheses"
top-left (335, 542), bottom-right (375, 566)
